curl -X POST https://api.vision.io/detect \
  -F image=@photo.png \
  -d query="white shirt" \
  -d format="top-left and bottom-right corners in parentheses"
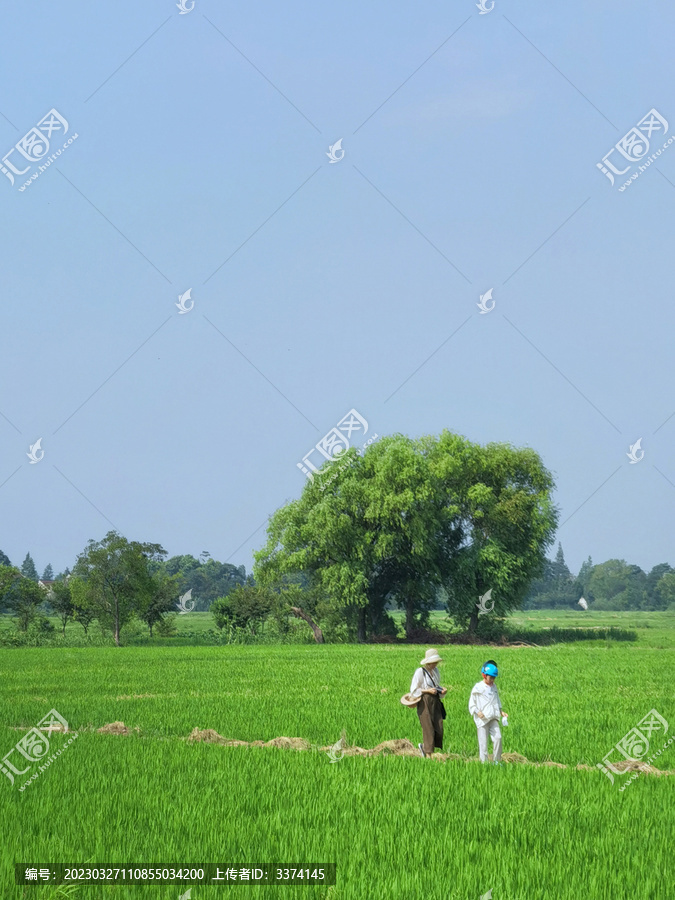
top-left (468, 681), bottom-right (502, 727)
top-left (410, 665), bottom-right (440, 699)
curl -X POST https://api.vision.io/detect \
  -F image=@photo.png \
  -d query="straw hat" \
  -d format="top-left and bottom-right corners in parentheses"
top-left (400, 693), bottom-right (421, 707)
top-left (420, 648), bottom-right (443, 666)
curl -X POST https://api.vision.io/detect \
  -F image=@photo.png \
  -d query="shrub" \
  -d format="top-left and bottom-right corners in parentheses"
top-left (155, 614), bottom-right (178, 637)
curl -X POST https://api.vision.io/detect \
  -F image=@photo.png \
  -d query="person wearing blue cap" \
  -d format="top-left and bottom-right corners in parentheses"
top-left (469, 660), bottom-right (508, 764)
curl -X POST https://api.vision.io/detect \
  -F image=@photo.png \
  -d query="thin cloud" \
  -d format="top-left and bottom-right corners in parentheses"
top-left (414, 84), bottom-right (536, 122)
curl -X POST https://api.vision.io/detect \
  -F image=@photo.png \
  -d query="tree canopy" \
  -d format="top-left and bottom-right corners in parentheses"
top-left (524, 554), bottom-right (673, 611)
top-left (72, 531), bottom-right (170, 645)
top-left (255, 431), bottom-right (558, 639)
top-left (20, 553), bottom-right (39, 581)
top-left (0, 565), bottom-right (45, 631)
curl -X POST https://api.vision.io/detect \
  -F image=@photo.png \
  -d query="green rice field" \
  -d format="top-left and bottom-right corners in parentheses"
top-left (2, 612), bottom-right (674, 899)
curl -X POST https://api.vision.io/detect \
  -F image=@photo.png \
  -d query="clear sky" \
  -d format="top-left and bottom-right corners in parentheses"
top-left (1, 0), bottom-right (674, 578)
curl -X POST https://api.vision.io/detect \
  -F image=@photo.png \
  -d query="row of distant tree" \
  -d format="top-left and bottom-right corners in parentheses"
top-left (3, 536), bottom-right (673, 646)
top-left (0, 550), bottom-right (56, 583)
top-left (524, 543), bottom-right (675, 611)
top-left (0, 549), bottom-right (248, 607)
top-left (1, 432), bottom-right (563, 643)
top-left (0, 538), bottom-right (250, 643)
top-left (3, 433), bottom-right (673, 646)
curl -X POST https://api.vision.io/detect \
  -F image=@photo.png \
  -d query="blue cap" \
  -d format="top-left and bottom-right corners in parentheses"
top-left (481, 662), bottom-right (498, 678)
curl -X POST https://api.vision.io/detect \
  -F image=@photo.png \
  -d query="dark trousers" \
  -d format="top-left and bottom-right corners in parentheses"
top-left (417, 693), bottom-right (443, 754)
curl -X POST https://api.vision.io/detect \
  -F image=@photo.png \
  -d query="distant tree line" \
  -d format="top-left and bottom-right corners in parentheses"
top-left (1, 431), bottom-right (561, 644)
top-left (524, 543), bottom-right (675, 611)
top-left (0, 537), bottom-right (250, 645)
top-left (2, 431), bottom-right (672, 646)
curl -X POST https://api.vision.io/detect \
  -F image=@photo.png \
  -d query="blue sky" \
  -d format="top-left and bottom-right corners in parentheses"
top-left (1, 0), bottom-right (674, 578)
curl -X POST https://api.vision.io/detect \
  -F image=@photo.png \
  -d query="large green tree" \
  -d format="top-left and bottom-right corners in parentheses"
top-left (256, 435), bottom-right (451, 641)
top-left (72, 531), bottom-right (167, 645)
top-left (429, 435), bottom-right (558, 632)
top-left (255, 431), bottom-right (557, 640)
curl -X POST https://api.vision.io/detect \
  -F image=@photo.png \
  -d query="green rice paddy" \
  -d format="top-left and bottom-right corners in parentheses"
top-left (2, 613), bottom-right (674, 899)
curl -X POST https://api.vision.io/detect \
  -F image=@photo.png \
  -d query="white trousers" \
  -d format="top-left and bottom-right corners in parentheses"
top-left (477, 719), bottom-right (502, 762)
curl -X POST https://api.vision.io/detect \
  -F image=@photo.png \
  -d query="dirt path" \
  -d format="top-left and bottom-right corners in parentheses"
top-left (184, 727), bottom-right (674, 776)
top-left (7, 722), bottom-right (672, 776)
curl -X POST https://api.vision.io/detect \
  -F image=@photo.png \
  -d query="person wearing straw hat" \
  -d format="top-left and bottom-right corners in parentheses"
top-left (410, 648), bottom-right (447, 757)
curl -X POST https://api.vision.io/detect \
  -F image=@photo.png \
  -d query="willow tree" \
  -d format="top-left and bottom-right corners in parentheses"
top-left (429, 434), bottom-right (558, 632)
top-left (255, 431), bottom-right (557, 641)
top-left (256, 434), bottom-right (454, 641)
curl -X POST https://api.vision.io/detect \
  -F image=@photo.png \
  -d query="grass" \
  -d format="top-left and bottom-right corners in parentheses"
top-left (1, 615), bottom-right (674, 898)
top-left (4, 736), bottom-right (673, 900)
top-left (389, 608), bottom-right (675, 648)
top-left (4, 608), bottom-right (672, 649)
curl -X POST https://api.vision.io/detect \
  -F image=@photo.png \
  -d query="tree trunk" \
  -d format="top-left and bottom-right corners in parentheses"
top-left (357, 606), bottom-right (366, 643)
top-left (405, 598), bottom-right (415, 639)
top-left (113, 594), bottom-right (120, 646)
top-left (290, 607), bottom-right (324, 643)
top-left (468, 610), bottom-right (478, 634)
